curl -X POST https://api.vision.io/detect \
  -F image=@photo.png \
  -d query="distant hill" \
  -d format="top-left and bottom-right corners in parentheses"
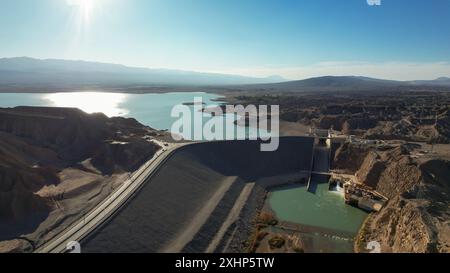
top-left (410, 77), bottom-right (450, 86)
top-left (224, 76), bottom-right (450, 92)
top-left (261, 76), bottom-right (400, 90)
top-left (0, 57), bottom-right (285, 92)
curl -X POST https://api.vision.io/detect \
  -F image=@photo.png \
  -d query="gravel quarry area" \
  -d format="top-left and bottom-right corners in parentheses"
top-left (81, 137), bottom-right (314, 253)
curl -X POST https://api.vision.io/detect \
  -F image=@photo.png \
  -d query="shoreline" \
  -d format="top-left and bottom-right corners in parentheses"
top-left (0, 88), bottom-right (234, 95)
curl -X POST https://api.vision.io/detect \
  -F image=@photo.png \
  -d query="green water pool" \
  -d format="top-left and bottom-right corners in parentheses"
top-left (269, 183), bottom-right (368, 234)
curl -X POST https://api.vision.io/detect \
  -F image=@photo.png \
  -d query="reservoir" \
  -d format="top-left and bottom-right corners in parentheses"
top-left (0, 91), bottom-right (269, 140)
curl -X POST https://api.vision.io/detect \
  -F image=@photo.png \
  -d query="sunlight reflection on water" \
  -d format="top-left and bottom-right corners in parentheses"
top-left (44, 92), bottom-right (128, 117)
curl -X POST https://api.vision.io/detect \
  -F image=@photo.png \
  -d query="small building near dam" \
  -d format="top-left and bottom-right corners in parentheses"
top-left (343, 182), bottom-right (388, 212)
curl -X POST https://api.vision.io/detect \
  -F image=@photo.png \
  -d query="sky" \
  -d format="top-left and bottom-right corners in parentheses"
top-left (1, 0), bottom-right (450, 80)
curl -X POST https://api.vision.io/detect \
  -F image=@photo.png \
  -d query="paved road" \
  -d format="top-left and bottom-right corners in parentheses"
top-left (35, 141), bottom-right (186, 253)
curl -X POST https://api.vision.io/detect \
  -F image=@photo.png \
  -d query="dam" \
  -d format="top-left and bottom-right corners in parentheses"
top-left (81, 137), bottom-right (315, 253)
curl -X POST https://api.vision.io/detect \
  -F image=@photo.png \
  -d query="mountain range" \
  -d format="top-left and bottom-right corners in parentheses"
top-left (0, 57), bottom-right (449, 92)
top-left (0, 57), bottom-right (285, 91)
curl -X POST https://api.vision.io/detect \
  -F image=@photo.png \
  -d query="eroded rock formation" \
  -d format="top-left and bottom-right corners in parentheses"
top-left (334, 142), bottom-right (450, 252)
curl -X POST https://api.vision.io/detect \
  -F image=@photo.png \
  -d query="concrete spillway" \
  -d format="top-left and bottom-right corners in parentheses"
top-left (307, 145), bottom-right (331, 193)
top-left (81, 137), bottom-right (314, 253)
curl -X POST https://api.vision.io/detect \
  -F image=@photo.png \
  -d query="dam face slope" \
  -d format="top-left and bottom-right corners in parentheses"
top-left (82, 137), bottom-right (314, 253)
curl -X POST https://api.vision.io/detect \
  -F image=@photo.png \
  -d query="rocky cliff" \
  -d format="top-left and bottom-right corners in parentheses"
top-left (334, 142), bottom-right (450, 253)
top-left (333, 142), bottom-right (371, 172)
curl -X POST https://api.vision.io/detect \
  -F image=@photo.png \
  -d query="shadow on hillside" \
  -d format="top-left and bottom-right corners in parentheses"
top-left (0, 212), bottom-right (49, 242)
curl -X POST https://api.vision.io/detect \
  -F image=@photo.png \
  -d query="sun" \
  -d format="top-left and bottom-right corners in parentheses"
top-left (67, 0), bottom-right (95, 23)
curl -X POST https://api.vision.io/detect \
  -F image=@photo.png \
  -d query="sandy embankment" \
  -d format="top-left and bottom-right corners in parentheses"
top-left (0, 161), bottom-right (132, 253)
top-left (201, 95), bottom-right (311, 137)
top-left (31, 165), bottom-right (129, 243)
top-left (81, 137), bottom-right (314, 253)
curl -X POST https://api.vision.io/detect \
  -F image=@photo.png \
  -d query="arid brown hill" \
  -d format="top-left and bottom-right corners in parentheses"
top-left (334, 142), bottom-right (450, 253)
top-left (0, 106), bottom-right (160, 240)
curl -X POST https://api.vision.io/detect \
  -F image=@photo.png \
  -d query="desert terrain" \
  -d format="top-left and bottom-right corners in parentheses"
top-left (221, 90), bottom-right (450, 141)
top-left (1, 89), bottom-right (449, 253)
top-left (0, 106), bottom-right (165, 252)
top-left (217, 90), bottom-right (450, 253)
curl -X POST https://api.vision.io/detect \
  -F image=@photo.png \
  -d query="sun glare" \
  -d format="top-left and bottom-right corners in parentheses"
top-left (44, 92), bottom-right (129, 117)
top-left (67, 0), bottom-right (95, 25)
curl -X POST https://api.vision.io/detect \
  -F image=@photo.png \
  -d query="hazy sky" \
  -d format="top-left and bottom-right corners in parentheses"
top-left (1, 0), bottom-right (450, 80)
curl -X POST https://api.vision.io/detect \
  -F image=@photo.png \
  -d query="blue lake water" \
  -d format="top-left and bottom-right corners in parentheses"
top-left (0, 91), bottom-right (270, 140)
